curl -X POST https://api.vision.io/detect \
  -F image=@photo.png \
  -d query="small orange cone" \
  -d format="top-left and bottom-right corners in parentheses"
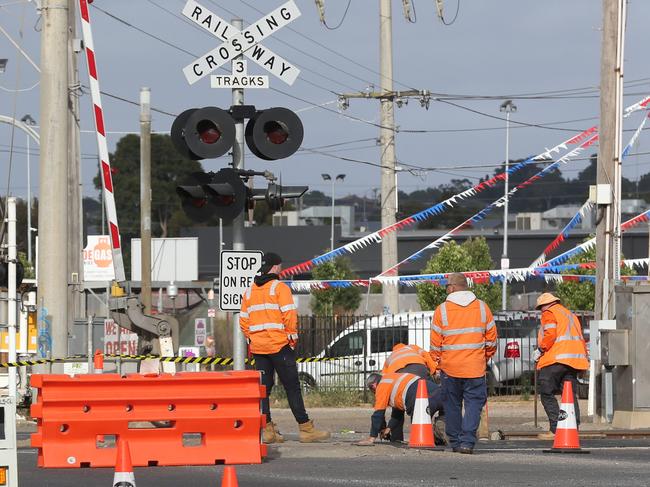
top-left (543, 381), bottom-right (589, 454)
top-left (221, 466), bottom-right (239, 486)
top-left (408, 379), bottom-right (437, 449)
top-left (112, 439), bottom-right (136, 486)
top-left (94, 349), bottom-right (104, 374)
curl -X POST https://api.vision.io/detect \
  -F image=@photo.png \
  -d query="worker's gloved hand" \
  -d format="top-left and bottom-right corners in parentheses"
top-left (533, 348), bottom-right (543, 362)
top-left (379, 428), bottom-right (392, 441)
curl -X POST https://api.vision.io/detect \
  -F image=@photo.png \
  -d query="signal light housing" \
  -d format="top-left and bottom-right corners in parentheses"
top-left (176, 172), bottom-right (215, 222)
top-left (184, 107), bottom-right (236, 159)
top-left (245, 107), bottom-right (304, 161)
top-left (265, 183), bottom-right (308, 212)
top-left (203, 168), bottom-right (247, 223)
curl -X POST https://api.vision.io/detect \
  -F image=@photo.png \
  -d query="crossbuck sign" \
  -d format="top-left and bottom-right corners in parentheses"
top-left (182, 0), bottom-right (301, 86)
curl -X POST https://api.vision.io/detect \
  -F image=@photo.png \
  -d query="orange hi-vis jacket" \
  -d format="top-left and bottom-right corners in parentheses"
top-left (382, 343), bottom-right (437, 375)
top-left (239, 279), bottom-right (298, 355)
top-left (373, 372), bottom-right (421, 412)
top-left (430, 291), bottom-right (498, 379)
top-left (537, 303), bottom-right (589, 371)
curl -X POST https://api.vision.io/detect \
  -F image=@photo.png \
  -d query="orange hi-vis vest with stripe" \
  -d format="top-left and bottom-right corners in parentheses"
top-left (430, 292), bottom-right (498, 379)
top-left (537, 303), bottom-right (589, 371)
top-left (374, 372), bottom-right (421, 412)
top-left (382, 344), bottom-right (437, 375)
top-left (239, 279), bottom-right (298, 355)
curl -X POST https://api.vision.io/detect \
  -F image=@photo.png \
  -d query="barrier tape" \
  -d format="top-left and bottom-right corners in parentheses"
top-left (0, 354), bottom-right (340, 368)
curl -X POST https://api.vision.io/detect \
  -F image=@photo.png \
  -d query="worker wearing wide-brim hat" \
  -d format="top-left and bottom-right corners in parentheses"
top-left (533, 293), bottom-right (589, 440)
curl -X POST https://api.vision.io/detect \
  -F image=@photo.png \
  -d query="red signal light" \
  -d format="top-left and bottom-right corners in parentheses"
top-left (197, 120), bottom-right (221, 144)
top-left (264, 121), bottom-right (289, 145)
top-left (190, 198), bottom-right (207, 209)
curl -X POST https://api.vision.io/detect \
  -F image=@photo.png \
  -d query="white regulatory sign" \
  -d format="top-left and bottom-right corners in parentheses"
top-left (219, 250), bottom-right (263, 312)
top-left (182, 0), bottom-right (301, 86)
top-left (211, 75), bottom-right (269, 89)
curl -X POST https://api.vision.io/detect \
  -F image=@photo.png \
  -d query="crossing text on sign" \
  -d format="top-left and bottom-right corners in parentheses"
top-left (182, 0), bottom-right (301, 85)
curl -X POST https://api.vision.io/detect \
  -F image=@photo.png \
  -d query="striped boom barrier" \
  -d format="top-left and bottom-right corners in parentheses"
top-left (78, 0), bottom-right (126, 281)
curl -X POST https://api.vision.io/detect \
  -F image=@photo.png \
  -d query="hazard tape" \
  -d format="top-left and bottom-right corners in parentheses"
top-left (0, 354), bottom-right (340, 368)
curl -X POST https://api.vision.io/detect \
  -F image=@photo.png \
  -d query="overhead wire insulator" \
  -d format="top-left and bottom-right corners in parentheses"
top-left (315, 0), bottom-right (326, 24)
top-left (435, 0), bottom-right (445, 21)
top-left (402, 0), bottom-right (415, 22)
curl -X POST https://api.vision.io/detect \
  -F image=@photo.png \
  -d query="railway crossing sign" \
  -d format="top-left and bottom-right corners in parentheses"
top-left (182, 0), bottom-right (301, 86)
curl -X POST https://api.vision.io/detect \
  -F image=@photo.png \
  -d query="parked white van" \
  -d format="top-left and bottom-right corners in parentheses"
top-left (297, 311), bottom-right (539, 393)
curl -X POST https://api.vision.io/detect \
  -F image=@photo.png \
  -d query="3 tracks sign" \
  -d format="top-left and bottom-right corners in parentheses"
top-left (181, 0), bottom-right (301, 86)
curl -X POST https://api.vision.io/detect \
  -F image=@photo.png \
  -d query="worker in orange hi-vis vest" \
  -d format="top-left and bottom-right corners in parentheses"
top-left (240, 252), bottom-right (330, 444)
top-left (378, 343), bottom-right (445, 443)
top-left (533, 293), bottom-right (589, 440)
top-left (430, 273), bottom-right (498, 455)
top-left (355, 372), bottom-right (444, 446)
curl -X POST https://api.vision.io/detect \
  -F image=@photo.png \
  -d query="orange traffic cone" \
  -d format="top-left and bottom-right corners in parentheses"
top-left (543, 381), bottom-right (589, 454)
top-left (112, 439), bottom-right (136, 486)
top-left (221, 466), bottom-right (239, 486)
top-left (408, 379), bottom-right (437, 449)
top-left (94, 349), bottom-right (104, 374)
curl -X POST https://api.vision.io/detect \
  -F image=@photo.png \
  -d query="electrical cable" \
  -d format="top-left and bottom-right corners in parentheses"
top-left (439, 0), bottom-right (460, 26)
top-left (322, 0), bottom-right (352, 30)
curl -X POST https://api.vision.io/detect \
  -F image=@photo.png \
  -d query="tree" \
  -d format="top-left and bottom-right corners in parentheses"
top-left (553, 238), bottom-right (635, 311)
top-left (417, 237), bottom-right (502, 311)
top-left (93, 134), bottom-right (205, 239)
top-left (310, 257), bottom-right (362, 315)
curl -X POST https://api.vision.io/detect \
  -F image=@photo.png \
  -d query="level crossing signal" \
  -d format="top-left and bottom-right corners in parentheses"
top-left (171, 105), bottom-right (303, 161)
top-left (177, 169), bottom-right (307, 223)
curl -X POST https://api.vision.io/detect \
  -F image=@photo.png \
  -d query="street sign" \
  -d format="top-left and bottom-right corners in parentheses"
top-left (207, 308), bottom-right (216, 318)
top-left (219, 250), bottom-right (263, 312)
top-left (182, 0), bottom-right (301, 86)
top-left (211, 75), bottom-right (269, 89)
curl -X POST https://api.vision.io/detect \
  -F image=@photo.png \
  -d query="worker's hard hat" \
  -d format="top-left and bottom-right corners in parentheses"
top-left (535, 292), bottom-right (560, 309)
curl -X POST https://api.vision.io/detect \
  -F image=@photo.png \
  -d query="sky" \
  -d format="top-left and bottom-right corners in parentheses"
top-left (2, 0), bottom-right (650, 205)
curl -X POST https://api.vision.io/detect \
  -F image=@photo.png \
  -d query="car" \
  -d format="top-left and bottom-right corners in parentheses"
top-left (297, 310), bottom-right (545, 394)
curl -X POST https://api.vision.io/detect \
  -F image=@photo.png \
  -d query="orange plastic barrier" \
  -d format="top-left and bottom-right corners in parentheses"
top-left (30, 371), bottom-right (267, 468)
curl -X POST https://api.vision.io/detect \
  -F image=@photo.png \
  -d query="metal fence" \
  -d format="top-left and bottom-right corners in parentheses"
top-left (295, 311), bottom-right (593, 397)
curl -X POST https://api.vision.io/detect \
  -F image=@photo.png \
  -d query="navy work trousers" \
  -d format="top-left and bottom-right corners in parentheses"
top-left (441, 373), bottom-right (487, 449)
top-left (254, 345), bottom-right (309, 425)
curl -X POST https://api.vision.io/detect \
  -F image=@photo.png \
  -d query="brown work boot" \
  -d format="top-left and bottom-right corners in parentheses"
top-left (272, 422), bottom-right (284, 443)
top-left (298, 420), bottom-right (330, 443)
top-left (263, 422), bottom-right (284, 444)
top-left (537, 431), bottom-right (555, 440)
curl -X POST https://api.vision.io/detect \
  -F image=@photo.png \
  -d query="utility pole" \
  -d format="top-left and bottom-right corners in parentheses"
top-left (595, 0), bottom-right (625, 423)
top-left (336, 2), bottom-right (431, 313)
top-left (39, 0), bottom-right (70, 364)
top-left (231, 18), bottom-right (246, 371)
top-left (7, 198), bottom-right (17, 398)
top-left (379, 0), bottom-right (398, 314)
top-left (67, 0), bottom-right (83, 322)
top-left (595, 0), bottom-right (625, 321)
top-left (140, 87), bottom-right (152, 313)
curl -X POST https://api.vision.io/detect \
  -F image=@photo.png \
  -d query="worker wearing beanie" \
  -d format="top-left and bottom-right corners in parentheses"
top-left (240, 252), bottom-right (330, 444)
top-left (533, 293), bottom-right (589, 440)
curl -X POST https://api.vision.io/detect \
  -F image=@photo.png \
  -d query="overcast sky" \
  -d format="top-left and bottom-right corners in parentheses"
top-left (2, 0), bottom-right (650, 204)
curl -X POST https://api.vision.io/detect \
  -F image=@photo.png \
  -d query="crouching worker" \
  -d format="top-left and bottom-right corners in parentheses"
top-left (355, 372), bottom-right (444, 446)
top-left (380, 343), bottom-right (445, 443)
top-left (240, 252), bottom-right (330, 444)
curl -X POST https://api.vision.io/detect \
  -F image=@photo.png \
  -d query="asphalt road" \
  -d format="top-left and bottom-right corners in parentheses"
top-left (17, 439), bottom-right (650, 487)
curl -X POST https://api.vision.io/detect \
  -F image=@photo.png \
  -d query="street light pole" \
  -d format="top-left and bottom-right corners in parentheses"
top-left (500, 100), bottom-right (517, 311)
top-left (21, 114), bottom-right (36, 264)
top-left (322, 174), bottom-right (345, 252)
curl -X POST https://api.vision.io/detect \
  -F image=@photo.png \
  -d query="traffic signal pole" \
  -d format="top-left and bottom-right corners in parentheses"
top-left (231, 18), bottom-right (247, 371)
